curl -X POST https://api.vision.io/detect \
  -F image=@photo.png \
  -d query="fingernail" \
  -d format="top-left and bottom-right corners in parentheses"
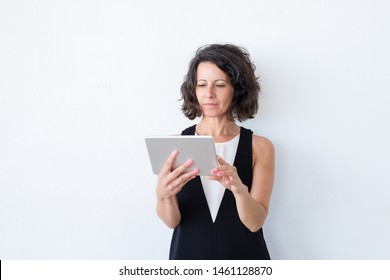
top-left (217, 171), bottom-right (223, 177)
top-left (193, 169), bottom-right (199, 175)
top-left (211, 169), bottom-right (217, 175)
top-left (171, 150), bottom-right (178, 156)
top-left (187, 159), bottom-right (193, 165)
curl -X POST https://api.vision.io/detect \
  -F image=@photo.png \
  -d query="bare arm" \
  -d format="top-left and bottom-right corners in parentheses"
top-left (208, 135), bottom-right (275, 232)
top-left (156, 150), bottom-right (199, 228)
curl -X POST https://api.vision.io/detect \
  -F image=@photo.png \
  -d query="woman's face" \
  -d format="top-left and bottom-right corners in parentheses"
top-left (195, 62), bottom-right (234, 119)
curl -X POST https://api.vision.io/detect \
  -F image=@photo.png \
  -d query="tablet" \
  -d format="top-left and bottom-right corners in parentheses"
top-left (145, 136), bottom-right (218, 176)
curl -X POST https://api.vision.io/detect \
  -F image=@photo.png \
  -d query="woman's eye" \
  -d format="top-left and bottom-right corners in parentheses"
top-left (216, 84), bottom-right (225, 87)
top-left (197, 83), bottom-right (206, 87)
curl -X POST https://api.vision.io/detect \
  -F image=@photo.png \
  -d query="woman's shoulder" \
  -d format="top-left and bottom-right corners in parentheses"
top-left (239, 126), bottom-right (274, 153)
top-left (252, 134), bottom-right (274, 149)
top-left (251, 134), bottom-right (275, 165)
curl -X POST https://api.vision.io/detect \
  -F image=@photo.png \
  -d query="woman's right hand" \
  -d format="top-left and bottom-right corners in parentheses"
top-left (156, 150), bottom-right (199, 200)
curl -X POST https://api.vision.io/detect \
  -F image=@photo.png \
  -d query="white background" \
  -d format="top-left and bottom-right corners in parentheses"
top-left (1, 0), bottom-right (389, 259)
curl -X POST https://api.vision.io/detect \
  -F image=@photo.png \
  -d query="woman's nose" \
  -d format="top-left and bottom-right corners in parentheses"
top-left (204, 85), bottom-right (215, 98)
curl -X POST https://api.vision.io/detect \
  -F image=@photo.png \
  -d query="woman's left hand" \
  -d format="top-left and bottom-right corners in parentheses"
top-left (207, 155), bottom-right (248, 194)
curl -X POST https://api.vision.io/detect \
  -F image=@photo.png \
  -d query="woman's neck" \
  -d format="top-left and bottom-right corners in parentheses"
top-left (196, 117), bottom-right (240, 142)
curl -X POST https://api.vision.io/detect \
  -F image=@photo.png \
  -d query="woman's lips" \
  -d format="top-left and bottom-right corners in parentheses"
top-left (203, 103), bottom-right (218, 108)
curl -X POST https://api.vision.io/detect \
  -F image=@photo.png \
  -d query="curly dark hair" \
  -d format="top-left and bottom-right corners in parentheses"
top-left (180, 44), bottom-right (260, 122)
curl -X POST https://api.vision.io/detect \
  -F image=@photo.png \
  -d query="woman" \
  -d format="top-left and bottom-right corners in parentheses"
top-left (156, 44), bottom-right (275, 259)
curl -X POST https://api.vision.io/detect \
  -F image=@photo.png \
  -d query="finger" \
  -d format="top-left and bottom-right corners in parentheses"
top-left (160, 150), bottom-right (179, 175)
top-left (206, 175), bottom-right (221, 181)
top-left (215, 169), bottom-right (236, 177)
top-left (159, 159), bottom-right (196, 195)
top-left (211, 156), bottom-right (233, 174)
top-left (167, 159), bottom-right (195, 181)
top-left (211, 164), bottom-right (231, 175)
top-left (172, 169), bottom-right (199, 188)
top-left (165, 169), bottom-right (198, 196)
top-left (216, 155), bottom-right (228, 165)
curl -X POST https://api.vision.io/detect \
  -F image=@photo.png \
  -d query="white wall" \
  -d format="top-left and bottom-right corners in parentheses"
top-left (1, 0), bottom-right (389, 259)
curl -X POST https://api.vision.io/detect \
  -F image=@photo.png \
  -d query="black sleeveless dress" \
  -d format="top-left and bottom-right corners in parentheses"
top-left (169, 125), bottom-right (270, 260)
